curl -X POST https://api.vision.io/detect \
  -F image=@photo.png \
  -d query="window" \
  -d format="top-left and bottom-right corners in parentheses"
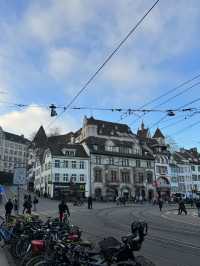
top-left (72, 161), bottom-right (76, 169)
top-left (109, 157), bottom-right (114, 165)
top-left (111, 170), bottom-right (117, 182)
top-left (93, 145), bottom-right (98, 151)
top-left (138, 173), bottom-right (144, 184)
top-left (55, 173), bottom-right (60, 182)
top-left (192, 175), bottom-right (197, 181)
top-left (198, 176), bottom-right (200, 181)
top-left (191, 166), bottom-right (195, 171)
top-left (136, 160), bottom-right (140, 168)
top-left (122, 159), bottom-right (129, 167)
top-left (147, 161), bottom-right (151, 168)
top-left (95, 156), bottom-right (101, 165)
top-left (48, 162), bottom-right (51, 169)
top-left (171, 177), bottom-right (177, 183)
top-left (80, 174), bottom-right (85, 182)
top-left (147, 172), bottom-right (153, 184)
top-left (54, 160), bottom-right (60, 168)
top-left (63, 160), bottom-right (68, 168)
top-left (198, 166), bottom-right (200, 172)
top-left (63, 173), bottom-right (68, 182)
top-left (80, 161), bottom-right (85, 169)
top-left (71, 174), bottom-right (76, 182)
top-left (94, 169), bottom-right (102, 182)
top-left (121, 172), bottom-right (130, 183)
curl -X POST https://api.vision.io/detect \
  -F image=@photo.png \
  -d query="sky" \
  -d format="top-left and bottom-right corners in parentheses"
top-left (0, 0), bottom-right (200, 149)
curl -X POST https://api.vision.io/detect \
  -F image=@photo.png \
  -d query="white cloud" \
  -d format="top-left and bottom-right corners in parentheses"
top-left (48, 48), bottom-right (78, 80)
top-left (24, 0), bottom-right (92, 44)
top-left (0, 105), bottom-right (79, 138)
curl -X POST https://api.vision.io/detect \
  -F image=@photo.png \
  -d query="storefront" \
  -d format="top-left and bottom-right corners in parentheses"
top-left (53, 182), bottom-right (86, 200)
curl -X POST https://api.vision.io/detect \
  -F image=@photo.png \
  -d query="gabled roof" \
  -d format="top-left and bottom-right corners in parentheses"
top-left (47, 132), bottom-right (73, 145)
top-left (33, 126), bottom-right (47, 147)
top-left (137, 128), bottom-right (149, 139)
top-left (4, 131), bottom-right (30, 145)
top-left (48, 143), bottom-right (89, 158)
top-left (153, 128), bottom-right (165, 139)
top-left (83, 136), bottom-right (154, 160)
top-left (85, 116), bottom-right (133, 137)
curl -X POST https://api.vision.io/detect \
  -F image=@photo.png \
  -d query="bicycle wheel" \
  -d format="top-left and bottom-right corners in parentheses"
top-left (15, 238), bottom-right (30, 258)
top-left (24, 255), bottom-right (46, 266)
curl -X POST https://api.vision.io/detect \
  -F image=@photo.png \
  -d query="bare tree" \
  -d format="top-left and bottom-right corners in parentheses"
top-left (47, 127), bottom-right (61, 137)
top-left (165, 135), bottom-right (179, 152)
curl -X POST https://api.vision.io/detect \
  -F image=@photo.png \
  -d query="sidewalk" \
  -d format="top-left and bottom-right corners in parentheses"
top-left (162, 207), bottom-right (200, 226)
top-left (0, 248), bottom-right (10, 266)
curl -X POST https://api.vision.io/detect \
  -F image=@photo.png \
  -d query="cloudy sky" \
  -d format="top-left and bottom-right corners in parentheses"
top-left (0, 0), bottom-right (199, 148)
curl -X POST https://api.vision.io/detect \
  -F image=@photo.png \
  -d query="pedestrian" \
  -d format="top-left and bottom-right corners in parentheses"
top-left (58, 200), bottom-right (70, 222)
top-left (14, 198), bottom-right (18, 215)
top-left (26, 200), bottom-right (32, 214)
top-left (158, 198), bottom-right (163, 212)
top-left (88, 196), bottom-right (93, 209)
top-left (33, 196), bottom-right (39, 211)
top-left (139, 195), bottom-right (143, 204)
top-left (28, 194), bottom-right (32, 203)
top-left (178, 198), bottom-right (187, 215)
top-left (5, 198), bottom-right (13, 223)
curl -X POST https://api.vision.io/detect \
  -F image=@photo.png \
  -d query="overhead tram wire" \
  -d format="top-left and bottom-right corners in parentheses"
top-left (171, 119), bottom-right (200, 137)
top-left (126, 73), bottom-right (200, 125)
top-left (147, 83), bottom-right (200, 130)
top-left (161, 97), bottom-right (200, 130)
top-left (45, 0), bottom-right (161, 129)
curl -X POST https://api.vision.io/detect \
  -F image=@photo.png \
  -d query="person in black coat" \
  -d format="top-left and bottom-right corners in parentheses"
top-left (88, 196), bottom-right (93, 209)
top-left (58, 200), bottom-right (70, 222)
top-left (5, 199), bottom-right (13, 222)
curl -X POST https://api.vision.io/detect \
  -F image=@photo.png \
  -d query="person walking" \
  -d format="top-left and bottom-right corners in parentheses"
top-left (33, 196), bottom-right (39, 211)
top-left (88, 196), bottom-right (93, 209)
top-left (5, 199), bottom-right (13, 223)
top-left (158, 198), bottom-right (163, 212)
top-left (58, 200), bottom-right (70, 222)
top-left (178, 198), bottom-right (187, 215)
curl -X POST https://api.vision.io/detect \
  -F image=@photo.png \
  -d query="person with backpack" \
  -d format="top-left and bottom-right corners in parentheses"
top-left (58, 200), bottom-right (70, 222)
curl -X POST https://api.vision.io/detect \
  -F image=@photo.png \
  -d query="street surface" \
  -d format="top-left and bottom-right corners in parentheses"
top-left (0, 187), bottom-right (200, 266)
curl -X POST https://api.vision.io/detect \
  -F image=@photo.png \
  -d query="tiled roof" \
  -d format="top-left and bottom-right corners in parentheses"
top-left (47, 132), bottom-right (73, 145)
top-left (84, 137), bottom-right (154, 160)
top-left (4, 131), bottom-right (30, 145)
top-left (153, 128), bottom-right (165, 139)
top-left (86, 116), bottom-right (133, 137)
top-left (48, 143), bottom-right (89, 158)
top-left (33, 126), bottom-right (47, 147)
top-left (137, 128), bottom-right (149, 139)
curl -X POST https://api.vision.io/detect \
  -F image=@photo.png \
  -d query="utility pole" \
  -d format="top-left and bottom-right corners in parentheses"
top-left (17, 184), bottom-right (20, 215)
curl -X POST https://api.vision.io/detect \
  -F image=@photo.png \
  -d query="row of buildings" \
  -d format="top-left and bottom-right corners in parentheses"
top-left (0, 116), bottom-right (200, 200)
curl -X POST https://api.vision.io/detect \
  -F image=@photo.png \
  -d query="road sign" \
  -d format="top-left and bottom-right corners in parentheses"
top-left (13, 167), bottom-right (27, 185)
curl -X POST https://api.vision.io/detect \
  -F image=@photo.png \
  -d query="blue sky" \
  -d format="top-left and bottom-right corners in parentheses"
top-left (0, 0), bottom-right (200, 149)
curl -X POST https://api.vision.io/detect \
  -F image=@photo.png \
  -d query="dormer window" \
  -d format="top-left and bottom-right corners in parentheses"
top-left (93, 145), bottom-right (98, 151)
top-left (62, 149), bottom-right (75, 157)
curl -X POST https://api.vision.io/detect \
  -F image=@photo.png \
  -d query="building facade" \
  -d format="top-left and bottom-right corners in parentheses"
top-left (34, 144), bottom-right (89, 199)
top-left (0, 126), bottom-right (30, 183)
top-left (75, 117), bottom-right (155, 200)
